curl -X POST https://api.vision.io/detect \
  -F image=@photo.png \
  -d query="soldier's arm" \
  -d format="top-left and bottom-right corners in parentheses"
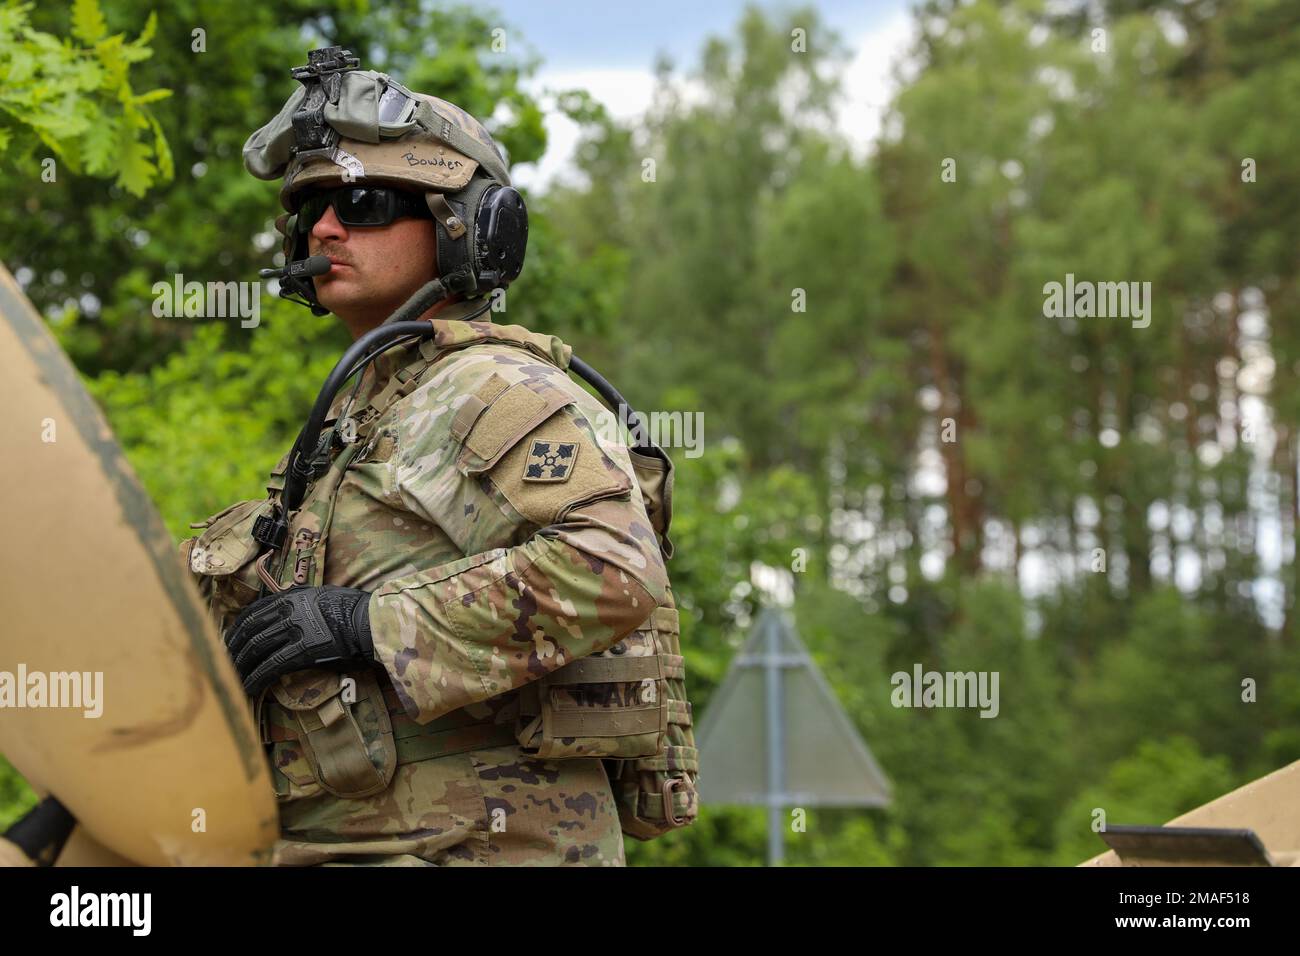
top-left (367, 361), bottom-right (668, 724)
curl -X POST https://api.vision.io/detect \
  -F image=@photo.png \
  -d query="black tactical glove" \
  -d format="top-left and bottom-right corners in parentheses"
top-left (223, 586), bottom-right (374, 697)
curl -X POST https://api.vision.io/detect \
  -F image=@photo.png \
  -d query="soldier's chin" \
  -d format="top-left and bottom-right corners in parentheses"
top-left (314, 276), bottom-right (361, 313)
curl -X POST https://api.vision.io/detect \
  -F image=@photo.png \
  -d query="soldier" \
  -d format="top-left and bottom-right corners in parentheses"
top-left (182, 50), bottom-right (698, 866)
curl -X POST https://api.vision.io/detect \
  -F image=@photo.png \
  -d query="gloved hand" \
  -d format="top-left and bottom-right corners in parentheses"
top-left (223, 586), bottom-right (374, 697)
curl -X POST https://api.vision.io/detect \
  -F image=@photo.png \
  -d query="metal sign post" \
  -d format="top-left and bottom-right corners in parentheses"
top-left (698, 608), bottom-right (893, 866)
top-left (764, 610), bottom-right (786, 866)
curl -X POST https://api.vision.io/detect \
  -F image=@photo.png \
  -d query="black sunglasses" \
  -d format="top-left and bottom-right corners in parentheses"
top-left (295, 186), bottom-right (433, 232)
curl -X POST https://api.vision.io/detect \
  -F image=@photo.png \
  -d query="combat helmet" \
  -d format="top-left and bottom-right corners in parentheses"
top-left (243, 46), bottom-right (528, 314)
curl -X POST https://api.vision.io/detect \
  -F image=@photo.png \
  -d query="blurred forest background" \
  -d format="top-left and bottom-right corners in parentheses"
top-left (3, 0), bottom-right (1299, 865)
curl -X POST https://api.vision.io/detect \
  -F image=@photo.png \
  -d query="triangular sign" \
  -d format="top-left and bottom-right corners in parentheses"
top-left (696, 608), bottom-right (891, 807)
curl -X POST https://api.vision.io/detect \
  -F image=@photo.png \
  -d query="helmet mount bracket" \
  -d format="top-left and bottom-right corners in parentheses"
top-left (288, 46), bottom-right (360, 163)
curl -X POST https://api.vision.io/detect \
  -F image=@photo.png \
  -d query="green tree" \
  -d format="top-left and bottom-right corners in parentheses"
top-left (0, 0), bottom-right (171, 195)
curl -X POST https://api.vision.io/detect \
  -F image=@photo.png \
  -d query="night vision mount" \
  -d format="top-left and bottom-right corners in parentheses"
top-left (266, 46), bottom-right (363, 315)
top-left (288, 45), bottom-right (360, 162)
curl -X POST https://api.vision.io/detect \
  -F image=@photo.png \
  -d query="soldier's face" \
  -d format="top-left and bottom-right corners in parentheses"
top-left (306, 192), bottom-right (440, 338)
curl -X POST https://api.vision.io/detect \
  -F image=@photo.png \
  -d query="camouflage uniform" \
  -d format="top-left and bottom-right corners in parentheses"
top-left (183, 303), bottom-right (676, 865)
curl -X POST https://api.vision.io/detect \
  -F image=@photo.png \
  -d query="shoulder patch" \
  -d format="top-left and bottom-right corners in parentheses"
top-left (522, 439), bottom-right (579, 482)
top-left (442, 358), bottom-right (630, 526)
top-left (491, 406), bottom-right (630, 526)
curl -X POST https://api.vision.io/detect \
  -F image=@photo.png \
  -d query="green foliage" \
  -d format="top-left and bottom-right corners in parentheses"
top-left (86, 301), bottom-right (347, 536)
top-left (0, 0), bottom-right (171, 195)
top-left (1074, 588), bottom-right (1244, 768)
top-left (0, 756), bottom-right (39, 831)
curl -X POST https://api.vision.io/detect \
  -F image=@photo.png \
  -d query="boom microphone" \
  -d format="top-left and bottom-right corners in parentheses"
top-left (259, 255), bottom-right (332, 280)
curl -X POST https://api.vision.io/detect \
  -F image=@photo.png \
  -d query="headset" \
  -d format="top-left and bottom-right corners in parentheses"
top-left (271, 178), bottom-right (528, 316)
top-left (263, 46), bottom-right (529, 316)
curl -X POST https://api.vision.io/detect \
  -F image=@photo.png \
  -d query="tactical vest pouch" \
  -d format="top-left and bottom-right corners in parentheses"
top-left (188, 498), bottom-right (275, 633)
top-left (603, 605), bottom-right (700, 840)
top-left (628, 449), bottom-right (674, 559)
top-left (515, 613), bottom-right (672, 760)
top-left (263, 668), bottom-right (397, 800)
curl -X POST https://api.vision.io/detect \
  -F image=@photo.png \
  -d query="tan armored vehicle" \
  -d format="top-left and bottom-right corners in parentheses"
top-left (0, 263), bottom-right (276, 866)
top-left (1082, 758), bottom-right (1300, 867)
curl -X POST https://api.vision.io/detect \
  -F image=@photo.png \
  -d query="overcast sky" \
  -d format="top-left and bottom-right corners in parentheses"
top-left (487, 0), bottom-right (916, 189)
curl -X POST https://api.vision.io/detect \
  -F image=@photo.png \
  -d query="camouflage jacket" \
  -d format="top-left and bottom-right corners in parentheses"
top-left (183, 302), bottom-right (678, 865)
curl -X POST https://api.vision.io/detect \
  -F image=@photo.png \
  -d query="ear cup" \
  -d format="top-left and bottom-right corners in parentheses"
top-left (475, 185), bottom-right (528, 289)
top-left (431, 173), bottom-right (526, 298)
